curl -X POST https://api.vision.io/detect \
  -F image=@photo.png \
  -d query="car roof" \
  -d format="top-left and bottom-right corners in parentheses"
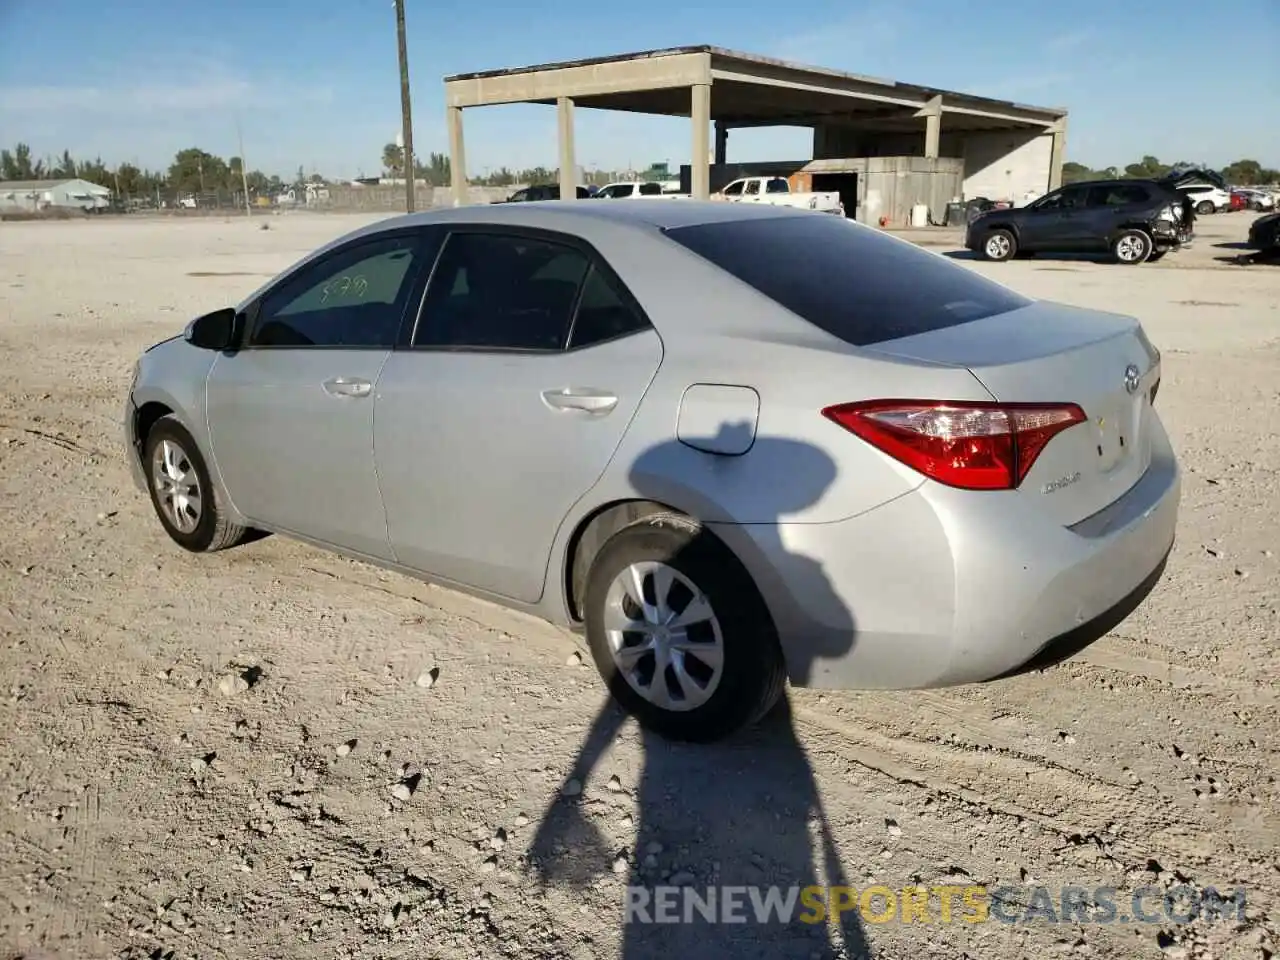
top-left (1062, 178), bottom-right (1162, 189)
top-left (368, 197), bottom-right (805, 234)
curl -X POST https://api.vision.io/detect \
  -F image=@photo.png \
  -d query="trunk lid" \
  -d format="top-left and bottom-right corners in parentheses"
top-left (862, 300), bottom-right (1161, 526)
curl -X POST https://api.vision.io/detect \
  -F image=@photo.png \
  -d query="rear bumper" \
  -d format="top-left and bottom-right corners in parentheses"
top-left (714, 421), bottom-right (1180, 690)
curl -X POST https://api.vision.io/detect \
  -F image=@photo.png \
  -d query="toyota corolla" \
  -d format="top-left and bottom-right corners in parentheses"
top-left (125, 201), bottom-right (1180, 742)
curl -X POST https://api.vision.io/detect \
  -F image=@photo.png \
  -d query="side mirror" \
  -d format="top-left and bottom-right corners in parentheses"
top-left (184, 307), bottom-right (239, 351)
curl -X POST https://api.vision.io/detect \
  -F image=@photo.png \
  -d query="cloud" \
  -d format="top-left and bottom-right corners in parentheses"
top-left (1044, 29), bottom-right (1093, 54)
top-left (0, 65), bottom-right (332, 119)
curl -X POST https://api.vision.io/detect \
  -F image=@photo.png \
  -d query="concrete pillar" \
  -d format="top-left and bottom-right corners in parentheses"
top-left (557, 97), bottom-right (576, 200)
top-left (447, 106), bottom-right (468, 207)
top-left (691, 83), bottom-right (711, 200)
top-left (714, 122), bottom-right (728, 165)
top-left (1047, 118), bottom-right (1067, 191)
top-left (919, 96), bottom-right (943, 160)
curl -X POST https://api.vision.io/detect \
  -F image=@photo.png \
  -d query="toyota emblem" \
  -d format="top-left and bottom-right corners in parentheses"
top-left (1123, 363), bottom-right (1141, 394)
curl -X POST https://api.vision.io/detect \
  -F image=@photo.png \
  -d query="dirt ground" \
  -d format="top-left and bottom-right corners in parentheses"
top-left (0, 210), bottom-right (1276, 960)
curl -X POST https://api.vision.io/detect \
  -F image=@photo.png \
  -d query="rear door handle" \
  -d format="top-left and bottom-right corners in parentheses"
top-left (322, 377), bottom-right (372, 399)
top-left (541, 387), bottom-right (618, 414)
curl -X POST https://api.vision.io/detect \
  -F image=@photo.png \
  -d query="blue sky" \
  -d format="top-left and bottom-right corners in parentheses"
top-left (1, 0), bottom-right (1276, 179)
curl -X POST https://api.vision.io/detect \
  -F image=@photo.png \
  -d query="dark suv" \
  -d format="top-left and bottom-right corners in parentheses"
top-left (493, 184), bottom-right (591, 203)
top-left (965, 179), bottom-right (1194, 264)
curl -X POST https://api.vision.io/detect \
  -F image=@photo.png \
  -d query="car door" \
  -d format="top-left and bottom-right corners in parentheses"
top-left (1021, 185), bottom-right (1090, 249)
top-left (374, 227), bottom-right (664, 602)
top-left (205, 229), bottom-right (436, 559)
top-left (1085, 183), bottom-right (1152, 250)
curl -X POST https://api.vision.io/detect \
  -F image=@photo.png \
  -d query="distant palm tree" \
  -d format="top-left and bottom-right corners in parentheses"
top-left (382, 143), bottom-right (403, 177)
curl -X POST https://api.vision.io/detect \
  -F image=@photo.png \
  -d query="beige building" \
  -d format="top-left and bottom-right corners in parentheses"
top-left (443, 46), bottom-right (1068, 224)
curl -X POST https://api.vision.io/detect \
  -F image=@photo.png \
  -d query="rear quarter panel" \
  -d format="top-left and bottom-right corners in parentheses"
top-left (559, 221), bottom-right (999, 525)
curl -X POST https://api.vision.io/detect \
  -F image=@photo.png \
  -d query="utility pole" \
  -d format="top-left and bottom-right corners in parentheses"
top-left (394, 0), bottom-right (415, 213)
top-left (236, 119), bottom-right (252, 216)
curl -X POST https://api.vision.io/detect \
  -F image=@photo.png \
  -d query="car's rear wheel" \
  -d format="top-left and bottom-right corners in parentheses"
top-left (1112, 229), bottom-right (1152, 265)
top-left (144, 415), bottom-right (249, 553)
top-left (1252, 201), bottom-right (1265, 212)
top-left (981, 229), bottom-right (1017, 261)
top-left (1196, 201), bottom-right (1214, 215)
top-left (582, 513), bottom-right (785, 743)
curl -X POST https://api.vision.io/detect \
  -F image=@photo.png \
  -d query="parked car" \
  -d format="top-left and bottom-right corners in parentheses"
top-left (1177, 183), bottom-right (1232, 215)
top-left (594, 181), bottom-right (690, 200)
top-left (494, 184), bottom-right (591, 203)
top-left (1229, 191), bottom-right (1250, 213)
top-left (1236, 188), bottom-right (1276, 212)
top-left (126, 201), bottom-right (1179, 743)
top-left (966, 179), bottom-right (1193, 264)
top-left (1248, 210), bottom-right (1280, 250)
top-left (716, 176), bottom-right (844, 215)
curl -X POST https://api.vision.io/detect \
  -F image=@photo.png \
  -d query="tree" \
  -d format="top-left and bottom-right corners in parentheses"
top-left (1222, 159), bottom-right (1264, 186)
top-left (169, 147), bottom-right (229, 194)
top-left (382, 143), bottom-right (404, 177)
top-left (1123, 155), bottom-right (1169, 179)
top-left (414, 151), bottom-right (451, 186)
top-left (1, 143), bottom-right (37, 179)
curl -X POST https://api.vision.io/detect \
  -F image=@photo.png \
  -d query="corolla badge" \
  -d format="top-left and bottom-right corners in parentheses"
top-left (1124, 363), bottom-right (1141, 394)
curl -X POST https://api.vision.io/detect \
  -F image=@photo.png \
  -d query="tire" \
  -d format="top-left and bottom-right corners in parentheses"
top-left (582, 513), bottom-right (785, 743)
top-left (1112, 229), bottom-right (1152, 265)
top-left (1252, 202), bottom-right (1265, 212)
top-left (143, 415), bottom-right (249, 553)
top-left (981, 228), bottom-right (1017, 261)
top-left (1196, 201), bottom-right (1214, 215)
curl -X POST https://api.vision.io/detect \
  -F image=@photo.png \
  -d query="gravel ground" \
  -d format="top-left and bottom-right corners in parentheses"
top-left (0, 210), bottom-right (1276, 960)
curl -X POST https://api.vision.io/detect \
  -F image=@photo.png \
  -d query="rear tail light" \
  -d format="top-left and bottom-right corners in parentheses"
top-left (822, 400), bottom-right (1086, 491)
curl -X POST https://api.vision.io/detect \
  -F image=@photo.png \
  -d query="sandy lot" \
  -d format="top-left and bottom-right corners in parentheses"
top-left (0, 211), bottom-right (1276, 960)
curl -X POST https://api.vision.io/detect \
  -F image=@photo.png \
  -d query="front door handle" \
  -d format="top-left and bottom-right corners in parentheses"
top-left (541, 387), bottom-right (618, 414)
top-left (323, 377), bottom-right (372, 399)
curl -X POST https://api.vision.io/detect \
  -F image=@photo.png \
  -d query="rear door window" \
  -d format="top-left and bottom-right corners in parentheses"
top-left (1088, 184), bottom-right (1151, 207)
top-left (664, 215), bottom-right (1031, 347)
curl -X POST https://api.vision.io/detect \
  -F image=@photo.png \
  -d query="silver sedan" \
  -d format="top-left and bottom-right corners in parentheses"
top-left (125, 201), bottom-right (1180, 742)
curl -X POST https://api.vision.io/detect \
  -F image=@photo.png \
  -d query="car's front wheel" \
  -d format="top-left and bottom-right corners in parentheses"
top-left (981, 229), bottom-right (1017, 261)
top-left (144, 415), bottom-right (249, 553)
top-left (1196, 201), bottom-right (1214, 215)
top-left (583, 513), bottom-right (785, 743)
top-left (1112, 229), bottom-right (1152, 265)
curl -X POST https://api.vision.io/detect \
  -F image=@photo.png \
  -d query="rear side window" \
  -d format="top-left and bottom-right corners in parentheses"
top-left (664, 215), bottom-right (1032, 347)
top-left (1089, 184), bottom-right (1151, 206)
top-left (766, 178), bottom-right (789, 193)
top-left (639, 182), bottom-right (662, 196)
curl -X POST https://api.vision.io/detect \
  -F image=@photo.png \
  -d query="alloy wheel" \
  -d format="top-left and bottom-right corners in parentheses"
top-left (1116, 234), bottom-right (1148, 263)
top-left (151, 438), bottom-right (202, 533)
top-left (985, 234), bottom-right (1011, 259)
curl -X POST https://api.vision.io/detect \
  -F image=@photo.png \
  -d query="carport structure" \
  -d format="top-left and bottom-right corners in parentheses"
top-left (443, 46), bottom-right (1069, 204)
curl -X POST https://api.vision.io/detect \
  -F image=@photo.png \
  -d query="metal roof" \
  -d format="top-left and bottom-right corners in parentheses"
top-left (444, 45), bottom-right (1068, 119)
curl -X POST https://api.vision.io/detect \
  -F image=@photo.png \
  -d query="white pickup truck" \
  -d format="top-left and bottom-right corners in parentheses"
top-left (716, 176), bottom-right (844, 215)
top-left (594, 180), bottom-right (690, 199)
top-left (716, 176), bottom-right (844, 216)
